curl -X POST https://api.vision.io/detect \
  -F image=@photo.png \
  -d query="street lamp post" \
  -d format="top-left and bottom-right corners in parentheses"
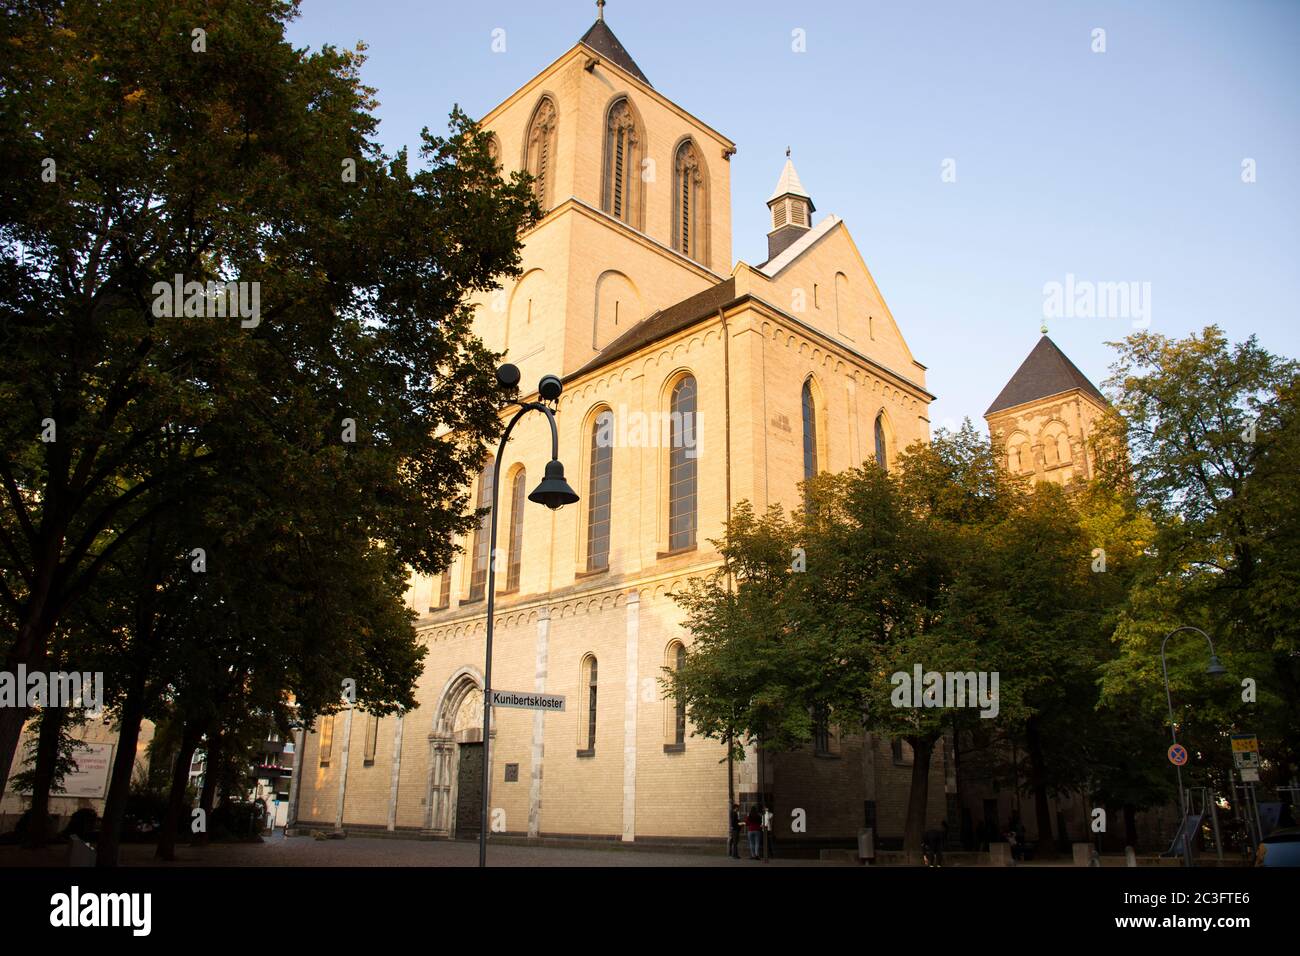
top-left (1160, 625), bottom-right (1227, 867)
top-left (478, 365), bottom-right (578, 868)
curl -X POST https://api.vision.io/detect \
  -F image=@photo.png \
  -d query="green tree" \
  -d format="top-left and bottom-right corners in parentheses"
top-left (0, 0), bottom-right (538, 792)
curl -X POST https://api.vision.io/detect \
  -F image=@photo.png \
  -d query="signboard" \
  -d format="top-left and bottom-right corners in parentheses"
top-left (489, 690), bottom-right (566, 712)
top-left (1167, 743), bottom-right (1188, 766)
top-left (61, 742), bottom-right (114, 799)
top-left (1231, 734), bottom-right (1260, 781)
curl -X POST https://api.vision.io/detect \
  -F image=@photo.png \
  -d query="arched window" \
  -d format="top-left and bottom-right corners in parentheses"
top-left (603, 98), bottom-right (643, 227)
top-left (467, 456), bottom-right (494, 601)
top-left (874, 414), bottom-right (888, 471)
top-left (672, 140), bottom-right (708, 265)
top-left (486, 132), bottom-right (501, 172)
top-left (438, 569), bottom-right (452, 609)
top-left (587, 410), bottom-right (613, 571)
top-left (801, 379), bottom-right (819, 480)
top-left (318, 714), bottom-right (335, 767)
top-left (666, 642), bottom-right (687, 749)
top-left (363, 713), bottom-right (380, 765)
top-left (579, 655), bottom-right (598, 755)
top-left (524, 96), bottom-right (558, 210)
top-left (506, 468), bottom-right (526, 592)
top-left (668, 376), bottom-right (698, 551)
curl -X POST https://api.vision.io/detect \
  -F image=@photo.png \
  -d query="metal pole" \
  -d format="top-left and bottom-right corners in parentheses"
top-left (478, 402), bottom-right (563, 868)
top-left (1159, 626), bottom-right (1221, 867)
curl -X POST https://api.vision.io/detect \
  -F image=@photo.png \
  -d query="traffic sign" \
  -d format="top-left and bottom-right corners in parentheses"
top-left (1167, 743), bottom-right (1188, 766)
top-left (1231, 734), bottom-right (1259, 753)
top-left (489, 689), bottom-right (566, 712)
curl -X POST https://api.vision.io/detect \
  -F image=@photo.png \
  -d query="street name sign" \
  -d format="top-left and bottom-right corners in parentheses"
top-left (490, 690), bottom-right (566, 712)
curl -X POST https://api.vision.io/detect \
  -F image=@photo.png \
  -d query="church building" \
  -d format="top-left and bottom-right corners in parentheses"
top-left (289, 12), bottom-right (949, 848)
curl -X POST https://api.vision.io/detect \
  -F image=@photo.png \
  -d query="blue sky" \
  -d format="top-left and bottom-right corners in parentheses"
top-left (286, 0), bottom-right (1299, 432)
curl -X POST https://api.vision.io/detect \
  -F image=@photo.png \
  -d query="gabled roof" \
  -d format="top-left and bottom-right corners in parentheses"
top-left (578, 19), bottom-right (651, 87)
top-left (569, 278), bottom-right (736, 380)
top-left (768, 157), bottom-right (811, 203)
top-left (756, 215), bottom-right (841, 275)
top-left (985, 335), bottom-right (1107, 416)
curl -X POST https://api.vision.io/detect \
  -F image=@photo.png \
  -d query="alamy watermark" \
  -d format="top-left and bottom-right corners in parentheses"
top-left (0, 666), bottom-right (104, 714)
top-left (594, 405), bottom-right (702, 458)
top-left (890, 664), bottom-right (999, 719)
top-left (1042, 273), bottom-right (1151, 328)
top-left (152, 274), bottom-right (260, 328)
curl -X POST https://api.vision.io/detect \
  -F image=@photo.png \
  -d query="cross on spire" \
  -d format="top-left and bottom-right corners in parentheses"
top-left (597, 0), bottom-right (605, 21)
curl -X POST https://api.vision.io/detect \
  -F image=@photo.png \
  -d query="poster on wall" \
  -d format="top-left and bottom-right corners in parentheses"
top-left (60, 742), bottom-right (115, 799)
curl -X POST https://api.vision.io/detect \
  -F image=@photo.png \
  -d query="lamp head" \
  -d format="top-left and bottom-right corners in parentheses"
top-left (496, 364), bottom-right (521, 390)
top-left (538, 374), bottom-right (563, 403)
top-left (529, 459), bottom-right (579, 510)
top-left (1206, 655), bottom-right (1227, 677)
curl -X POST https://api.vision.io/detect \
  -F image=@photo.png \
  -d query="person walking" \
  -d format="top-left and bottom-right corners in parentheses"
top-left (728, 803), bottom-right (742, 859)
top-left (746, 805), bottom-right (762, 860)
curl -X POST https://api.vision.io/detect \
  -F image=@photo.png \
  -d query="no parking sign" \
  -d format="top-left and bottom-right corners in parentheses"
top-left (1167, 743), bottom-right (1188, 766)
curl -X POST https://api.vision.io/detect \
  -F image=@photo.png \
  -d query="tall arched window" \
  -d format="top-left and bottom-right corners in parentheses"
top-left (318, 714), bottom-right (335, 767)
top-left (486, 132), bottom-right (501, 172)
top-left (524, 96), bottom-right (558, 210)
top-left (467, 456), bottom-right (494, 601)
top-left (672, 140), bottom-right (708, 266)
top-left (874, 414), bottom-right (888, 471)
top-left (666, 642), bottom-right (687, 749)
top-left (438, 569), bottom-right (452, 609)
top-left (587, 410), bottom-right (613, 571)
top-left (801, 379), bottom-right (819, 480)
top-left (579, 655), bottom-right (598, 755)
top-left (603, 98), bottom-right (643, 227)
top-left (668, 376), bottom-right (698, 551)
top-left (506, 468), bottom-right (526, 592)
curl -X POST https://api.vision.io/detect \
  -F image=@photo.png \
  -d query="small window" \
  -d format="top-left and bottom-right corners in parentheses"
top-left (665, 642), bottom-right (687, 751)
top-left (891, 739), bottom-right (913, 765)
top-left (318, 714), bottom-right (335, 767)
top-left (438, 570), bottom-right (452, 609)
top-left (504, 763), bottom-right (519, 782)
top-left (363, 713), bottom-right (379, 765)
top-left (578, 655), bottom-right (598, 756)
top-left (874, 414), bottom-right (888, 471)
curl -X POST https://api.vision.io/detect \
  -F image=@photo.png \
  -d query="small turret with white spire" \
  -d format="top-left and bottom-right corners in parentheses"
top-left (766, 148), bottom-right (815, 261)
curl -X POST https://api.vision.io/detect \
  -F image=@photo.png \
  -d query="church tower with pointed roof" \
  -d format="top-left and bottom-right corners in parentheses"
top-left (766, 152), bottom-right (815, 260)
top-left (985, 334), bottom-right (1109, 485)
top-left (297, 5), bottom-right (944, 853)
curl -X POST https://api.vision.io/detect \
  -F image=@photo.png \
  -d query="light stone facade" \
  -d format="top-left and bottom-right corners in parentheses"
top-left (292, 16), bottom-right (952, 848)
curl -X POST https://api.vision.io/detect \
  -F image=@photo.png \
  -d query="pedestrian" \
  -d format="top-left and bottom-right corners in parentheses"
top-left (923, 820), bottom-right (947, 867)
top-left (727, 803), bottom-right (742, 859)
top-left (746, 805), bottom-right (761, 860)
top-left (761, 804), bottom-right (774, 860)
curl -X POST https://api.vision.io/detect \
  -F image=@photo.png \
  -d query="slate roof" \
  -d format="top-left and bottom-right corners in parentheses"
top-left (569, 278), bottom-right (736, 380)
top-left (578, 19), bottom-right (651, 87)
top-left (985, 335), bottom-right (1107, 416)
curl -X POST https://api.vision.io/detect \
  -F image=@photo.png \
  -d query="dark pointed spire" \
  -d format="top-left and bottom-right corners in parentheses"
top-left (986, 335), bottom-right (1106, 416)
top-left (579, 15), bottom-right (651, 86)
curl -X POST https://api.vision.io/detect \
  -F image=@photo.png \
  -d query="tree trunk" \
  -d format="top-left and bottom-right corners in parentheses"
top-left (1024, 716), bottom-right (1057, 859)
top-left (97, 684), bottom-right (147, 868)
top-left (22, 707), bottom-right (67, 848)
top-left (156, 722), bottom-right (201, 861)
top-left (902, 735), bottom-right (934, 865)
top-left (1123, 803), bottom-right (1138, 848)
top-left (195, 732), bottom-right (219, 846)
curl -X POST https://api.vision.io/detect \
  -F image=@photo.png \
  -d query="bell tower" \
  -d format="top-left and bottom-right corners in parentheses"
top-left (766, 150), bottom-right (815, 260)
